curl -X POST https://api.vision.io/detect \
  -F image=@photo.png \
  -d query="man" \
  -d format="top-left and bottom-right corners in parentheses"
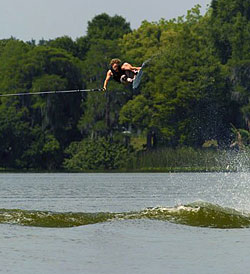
top-left (103, 59), bottom-right (141, 90)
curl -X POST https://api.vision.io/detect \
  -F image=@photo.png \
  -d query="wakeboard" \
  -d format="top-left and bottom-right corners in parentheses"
top-left (132, 62), bottom-right (146, 89)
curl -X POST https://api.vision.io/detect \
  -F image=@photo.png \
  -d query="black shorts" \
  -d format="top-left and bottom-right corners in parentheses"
top-left (120, 70), bottom-right (136, 83)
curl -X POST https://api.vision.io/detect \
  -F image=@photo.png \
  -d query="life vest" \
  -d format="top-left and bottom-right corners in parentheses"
top-left (110, 64), bottom-right (126, 83)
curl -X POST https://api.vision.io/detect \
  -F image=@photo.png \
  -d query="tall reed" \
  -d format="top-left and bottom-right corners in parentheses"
top-left (127, 147), bottom-right (249, 172)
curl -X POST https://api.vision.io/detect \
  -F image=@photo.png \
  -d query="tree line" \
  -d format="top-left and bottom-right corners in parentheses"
top-left (0, 0), bottom-right (250, 171)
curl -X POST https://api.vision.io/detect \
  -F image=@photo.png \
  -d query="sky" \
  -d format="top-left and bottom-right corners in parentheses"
top-left (1, 0), bottom-right (212, 42)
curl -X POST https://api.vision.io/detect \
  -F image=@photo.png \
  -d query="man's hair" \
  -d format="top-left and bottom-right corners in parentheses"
top-left (110, 58), bottom-right (121, 66)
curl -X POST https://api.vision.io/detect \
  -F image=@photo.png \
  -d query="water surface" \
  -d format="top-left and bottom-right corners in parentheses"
top-left (1, 173), bottom-right (250, 273)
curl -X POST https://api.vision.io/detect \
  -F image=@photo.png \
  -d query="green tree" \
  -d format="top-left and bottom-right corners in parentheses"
top-left (120, 6), bottom-right (232, 147)
top-left (0, 106), bottom-right (31, 168)
top-left (0, 44), bottom-right (84, 146)
top-left (46, 36), bottom-right (78, 57)
top-left (78, 14), bottom-right (132, 139)
top-left (75, 36), bottom-right (90, 60)
top-left (20, 127), bottom-right (61, 170)
top-left (210, 0), bottom-right (250, 130)
top-left (78, 39), bottom-right (132, 138)
top-left (210, 0), bottom-right (250, 63)
top-left (64, 137), bottom-right (132, 170)
top-left (0, 40), bottom-right (85, 168)
top-left (87, 13), bottom-right (131, 41)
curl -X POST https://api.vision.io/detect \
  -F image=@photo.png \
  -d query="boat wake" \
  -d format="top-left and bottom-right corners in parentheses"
top-left (1, 201), bottom-right (249, 229)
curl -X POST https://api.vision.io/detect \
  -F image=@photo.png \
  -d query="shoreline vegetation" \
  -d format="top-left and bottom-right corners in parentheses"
top-left (0, 147), bottom-right (248, 173)
top-left (1, 1), bottom-right (250, 172)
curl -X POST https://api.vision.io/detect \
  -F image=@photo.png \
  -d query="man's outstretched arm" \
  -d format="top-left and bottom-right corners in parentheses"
top-left (103, 70), bottom-right (112, 90)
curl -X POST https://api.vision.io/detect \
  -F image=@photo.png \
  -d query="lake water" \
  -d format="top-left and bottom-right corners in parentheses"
top-left (1, 173), bottom-right (250, 274)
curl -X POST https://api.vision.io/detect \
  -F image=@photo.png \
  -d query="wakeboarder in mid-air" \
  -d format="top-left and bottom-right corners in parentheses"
top-left (103, 58), bottom-right (142, 90)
